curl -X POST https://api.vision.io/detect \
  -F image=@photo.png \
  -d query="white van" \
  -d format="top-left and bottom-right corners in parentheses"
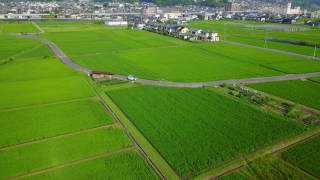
top-left (127, 75), bottom-right (137, 81)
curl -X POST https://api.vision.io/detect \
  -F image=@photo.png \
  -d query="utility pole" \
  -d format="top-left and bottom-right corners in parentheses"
top-left (264, 38), bottom-right (267, 48)
top-left (264, 29), bottom-right (268, 48)
top-left (224, 23), bottom-right (226, 41)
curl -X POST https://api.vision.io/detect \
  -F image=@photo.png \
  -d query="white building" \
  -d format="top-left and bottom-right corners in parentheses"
top-left (286, 3), bottom-right (302, 15)
top-left (200, 31), bottom-right (220, 42)
top-left (143, 6), bottom-right (158, 16)
top-left (312, 10), bottom-right (320, 18)
top-left (163, 12), bottom-right (182, 19)
top-left (105, 20), bottom-right (128, 26)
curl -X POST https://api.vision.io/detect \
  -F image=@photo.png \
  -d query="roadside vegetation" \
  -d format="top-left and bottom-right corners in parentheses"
top-left (248, 79), bottom-right (320, 110)
top-left (216, 84), bottom-right (320, 126)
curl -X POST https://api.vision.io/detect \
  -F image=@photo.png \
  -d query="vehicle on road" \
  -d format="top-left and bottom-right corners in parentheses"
top-left (127, 75), bottom-right (137, 81)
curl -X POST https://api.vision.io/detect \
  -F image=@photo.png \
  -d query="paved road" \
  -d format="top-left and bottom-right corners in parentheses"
top-left (19, 34), bottom-right (320, 87)
top-left (18, 34), bottom-right (92, 74)
top-left (116, 72), bottom-right (320, 88)
top-left (223, 40), bottom-right (320, 61)
top-left (46, 41), bottom-right (92, 74)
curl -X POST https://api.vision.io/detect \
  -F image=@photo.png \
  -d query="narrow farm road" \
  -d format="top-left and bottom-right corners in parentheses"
top-left (10, 146), bottom-right (134, 180)
top-left (31, 21), bottom-right (45, 34)
top-left (19, 34), bottom-right (320, 87)
top-left (0, 124), bottom-right (116, 152)
top-left (223, 40), bottom-right (320, 61)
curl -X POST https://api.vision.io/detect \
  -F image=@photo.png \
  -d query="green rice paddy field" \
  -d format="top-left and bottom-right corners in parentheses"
top-left (220, 172), bottom-right (247, 180)
top-left (36, 20), bottom-right (112, 32)
top-left (188, 20), bottom-right (320, 57)
top-left (43, 28), bottom-right (320, 82)
top-left (0, 127), bottom-right (130, 179)
top-left (0, 34), bottom-right (40, 60)
top-left (220, 155), bottom-right (315, 180)
top-left (0, 21), bottom-right (39, 33)
top-left (248, 78), bottom-right (320, 110)
top-left (26, 150), bottom-right (158, 180)
top-left (0, 99), bottom-right (113, 148)
top-left (282, 136), bottom-right (320, 178)
top-left (0, 32), bottom-right (157, 179)
top-left (219, 155), bottom-right (315, 180)
top-left (242, 157), bottom-right (311, 180)
top-left (107, 85), bottom-right (305, 178)
top-left (2, 20), bottom-right (320, 179)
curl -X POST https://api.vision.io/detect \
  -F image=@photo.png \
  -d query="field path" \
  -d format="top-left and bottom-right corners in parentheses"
top-left (0, 124), bottom-right (116, 152)
top-left (9, 146), bottom-right (134, 180)
top-left (223, 40), bottom-right (320, 61)
top-left (0, 97), bottom-right (95, 112)
top-left (31, 21), bottom-right (44, 34)
top-left (18, 34), bottom-right (320, 87)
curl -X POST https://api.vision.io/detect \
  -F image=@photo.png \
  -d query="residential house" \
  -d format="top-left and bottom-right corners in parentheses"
top-left (164, 24), bottom-right (180, 34)
top-left (199, 30), bottom-right (220, 42)
top-left (189, 28), bottom-right (202, 36)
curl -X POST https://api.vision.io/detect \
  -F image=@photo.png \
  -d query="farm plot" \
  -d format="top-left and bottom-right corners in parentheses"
top-left (0, 57), bottom-right (78, 82)
top-left (0, 32), bottom-right (158, 179)
top-left (188, 20), bottom-right (320, 57)
top-left (0, 99), bottom-right (113, 148)
top-left (0, 33), bottom-right (95, 109)
top-left (0, 76), bottom-right (95, 109)
top-left (282, 136), bottom-right (320, 178)
top-left (36, 20), bottom-right (108, 32)
top-left (0, 21), bottom-right (39, 33)
top-left (220, 172), bottom-right (247, 180)
top-left (43, 29), bottom-right (187, 56)
top-left (44, 29), bottom-right (320, 82)
top-left (12, 44), bottom-right (55, 59)
top-left (26, 150), bottom-right (158, 180)
top-left (0, 34), bottom-right (40, 60)
top-left (107, 85), bottom-right (305, 178)
top-left (0, 127), bottom-right (131, 179)
top-left (242, 157), bottom-right (311, 180)
top-left (310, 76), bottom-right (320, 83)
top-left (248, 79), bottom-right (320, 110)
top-left (36, 20), bottom-right (114, 32)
